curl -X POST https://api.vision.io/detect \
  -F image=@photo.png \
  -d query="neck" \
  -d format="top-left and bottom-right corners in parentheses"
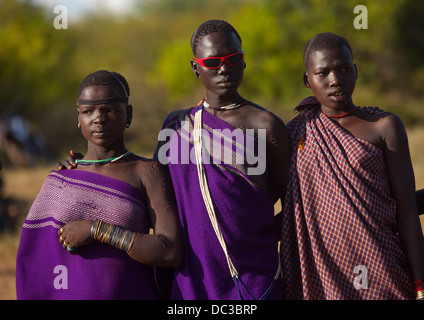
top-left (204, 92), bottom-right (242, 108)
top-left (320, 100), bottom-right (356, 116)
top-left (77, 149), bottom-right (132, 166)
top-left (85, 145), bottom-right (128, 160)
top-left (321, 103), bottom-right (359, 119)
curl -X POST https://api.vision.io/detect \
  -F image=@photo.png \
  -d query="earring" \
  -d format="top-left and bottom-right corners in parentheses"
top-left (77, 122), bottom-right (80, 128)
top-left (303, 73), bottom-right (310, 88)
top-left (125, 122), bottom-right (131, 128)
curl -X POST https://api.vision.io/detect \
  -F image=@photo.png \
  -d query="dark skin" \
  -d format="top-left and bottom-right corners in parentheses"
top-left (304, 46), bottom-right (424, 281)
top-left (191, 31), bottom-right (291, 209)
top-left (60, 32), bottom-right (291, 236)
top-left (58, 84), bottom-right (183, 267)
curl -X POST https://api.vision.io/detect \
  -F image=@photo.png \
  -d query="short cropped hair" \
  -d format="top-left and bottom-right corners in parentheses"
top-left (303, 32), bottom-right (353, 69)
top-left (78, 70), bottom-right (130, 98)
top-left (190, 19), bottom-right (242, 56)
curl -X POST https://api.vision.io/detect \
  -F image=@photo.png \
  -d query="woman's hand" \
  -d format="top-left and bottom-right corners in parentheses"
top-left (56, 150), bottom-right (84, 170)
top-left (58, 220), bottom-right (94, 253)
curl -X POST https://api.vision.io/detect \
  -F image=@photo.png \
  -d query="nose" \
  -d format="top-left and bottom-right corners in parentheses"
top-left (217, 60), bottom-right (232, 73)
top-left (93, 109), bottom-right (106, 123)
top-left (329, 71), bottom-right (343, 87)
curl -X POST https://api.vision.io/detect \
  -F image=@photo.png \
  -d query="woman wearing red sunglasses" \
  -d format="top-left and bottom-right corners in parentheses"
top-left (154, 19), bottom-right (293, 300)
top-left (57, 19), bottom-right (294, 300)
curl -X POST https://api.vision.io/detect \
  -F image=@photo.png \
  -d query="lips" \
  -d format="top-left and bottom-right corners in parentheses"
top-left (329, 91), bottom-right (345, 96)
top-left (218, 78), bottom-right (238, 89)
top-left (218, 78), bottom-right (235, 84)
top-left (328, 90), bottom-right (347, 103)
top-left (92, 128), bottom-right (108, 137)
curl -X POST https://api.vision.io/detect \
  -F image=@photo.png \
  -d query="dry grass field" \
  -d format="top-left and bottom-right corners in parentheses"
top-left (2, 127), bottom-right (424, 300)
top-left (0, 165), bottom-right (50, 300)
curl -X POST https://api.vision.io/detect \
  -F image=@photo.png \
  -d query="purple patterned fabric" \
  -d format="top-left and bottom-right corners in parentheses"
top-left (281, 96), bottom-right (415, 299)
top-left (155, 106), bottom-right (282, 300)
top-left (16, 170), bottom-right (161, 300)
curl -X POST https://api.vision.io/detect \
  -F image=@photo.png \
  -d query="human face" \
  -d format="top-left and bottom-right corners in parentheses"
top-left (77, 85), bottom-right (132, 148)
top-left (305, 46), bottom-right (357, 112)
top-left (191, 31), bottom-right (244, 101)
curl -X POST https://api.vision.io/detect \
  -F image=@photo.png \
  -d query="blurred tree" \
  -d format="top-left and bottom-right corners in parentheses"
top-left (147, 0), bottom-right (424, 122)
top-left (0, 0), bottom-right (78, 117)
top-left (0, 0), bottom-right (81, 161)
top-left (395, 0), bottom-right (424, 95)
top-left (1, 0), bottom-right (423, 163)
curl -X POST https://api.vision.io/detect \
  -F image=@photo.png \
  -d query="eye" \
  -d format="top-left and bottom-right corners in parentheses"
top-left (315, 71), bottom-right (328, 77)
top-left (81, 108), bottom-right (92, 114)
top-left (105, 104), bottom-right (123, 113)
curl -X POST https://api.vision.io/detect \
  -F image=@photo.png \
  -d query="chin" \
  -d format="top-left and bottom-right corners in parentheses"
top-left (327, 99), bottom-right (352, 110)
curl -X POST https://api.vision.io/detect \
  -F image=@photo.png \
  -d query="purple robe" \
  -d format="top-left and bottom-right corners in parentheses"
top-left (16, 170), bottom-right (161, 300)
top-left (155, 105), bottom-right (282, 300)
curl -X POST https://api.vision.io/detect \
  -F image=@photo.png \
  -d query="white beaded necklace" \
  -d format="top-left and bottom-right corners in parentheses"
top-left (202, 99), bottom-right (249, 111)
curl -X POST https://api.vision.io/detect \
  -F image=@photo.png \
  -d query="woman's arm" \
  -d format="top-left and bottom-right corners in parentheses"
top-left (130, 161), bottom-right (183, 267)
top-left (382, 114), bottom-right (424, 283)
top-left (59, 161), bottom-right (183, 267)
top-left (264, 113), bottom-right (291, 236)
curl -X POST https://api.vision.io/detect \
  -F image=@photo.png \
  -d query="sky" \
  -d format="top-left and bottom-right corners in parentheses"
top-left (29, 0), bottom-right (140, 20)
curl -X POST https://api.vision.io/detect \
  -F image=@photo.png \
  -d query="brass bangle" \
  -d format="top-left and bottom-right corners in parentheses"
top-left (125, 232), bottom-right (137, 253)
top-left (92, 220), bottom-right (137, 253)
top-left (90, 220), bottom-right (98, 239)
top-left (119, 230), bottom-right (129, 250)
top-left (103, 223), bottom-right (113, 243)
top-left (93, 219), bottom-right (104, 241)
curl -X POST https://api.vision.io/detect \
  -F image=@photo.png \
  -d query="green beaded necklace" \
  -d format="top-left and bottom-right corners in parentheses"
top-left (76, 151), bottom-right (133, 165)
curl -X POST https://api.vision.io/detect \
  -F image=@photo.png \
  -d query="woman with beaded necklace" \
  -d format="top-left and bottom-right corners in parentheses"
top-left (280, 32), bottom-right (424, 300)
top-left (16, 70), bottom-right (183, 299)
top-left (152, 20), bottom-right (291, 300)
top-left (59, 20), bottom-right (292, 300)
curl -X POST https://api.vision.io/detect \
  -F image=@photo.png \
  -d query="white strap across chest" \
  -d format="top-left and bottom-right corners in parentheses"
top-left (193, 106), bottom-right (239, 278)
top-left (193, 106), bottom-right (282, 287)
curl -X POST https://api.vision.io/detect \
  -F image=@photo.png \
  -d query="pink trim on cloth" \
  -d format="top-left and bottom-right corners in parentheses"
top-left (16, 170), bottom-right (160, 300)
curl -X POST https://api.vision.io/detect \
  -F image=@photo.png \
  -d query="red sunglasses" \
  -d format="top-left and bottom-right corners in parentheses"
top-left (194, 52), bottom-right (244, 70)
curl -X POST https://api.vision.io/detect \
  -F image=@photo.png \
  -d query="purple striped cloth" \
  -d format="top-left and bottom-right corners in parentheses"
top-left (280, 96), bottom-right (415, 299)
top-left (155, 106), bottom-right (282, 300)
top-left (16, 170), bottom-right (161, 300)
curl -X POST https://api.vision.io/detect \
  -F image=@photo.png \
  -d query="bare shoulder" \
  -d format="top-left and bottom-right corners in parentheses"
top-left (364, 111), bottom-right (407, 148)
top-left (132, 157), bottom-right (171, 190)
top-left (243, 102), bottom-right (287, 132)
top-left (357, 108), bottom-right (403, 129)
top-left (370, 111), bottom-right (405, 132)
top-left (241, 103), bottom-right (290, 151)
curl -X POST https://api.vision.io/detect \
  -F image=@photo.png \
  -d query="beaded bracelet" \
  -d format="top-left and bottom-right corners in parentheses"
top-left (413, 279), bottom-right (424, 300)
top-left (90, 219), bottom-right (136, 253)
